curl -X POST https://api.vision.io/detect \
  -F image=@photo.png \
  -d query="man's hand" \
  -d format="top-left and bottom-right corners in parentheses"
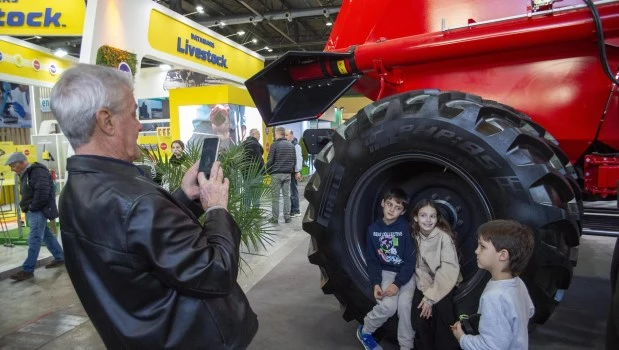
top-left (418, 300), bottom-right (433, 319)
top-left (295, 172), bottom-right (302, 181)
top-left (451, 321), bottom-right (465, 340)
top-left (382, 283), bottom-right (400, 297)
top-left (197, 161), bottom-right (229, 210)
top-left (373, 285), bottom-right (383, 300)
top-left (180, 162), bottom-right (200, 200)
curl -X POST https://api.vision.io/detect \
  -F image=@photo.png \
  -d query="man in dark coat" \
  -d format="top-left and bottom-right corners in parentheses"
top-left (266, 127), bottom-right (296, 224)
top-left (242, 128), bottom-right (265, 208)
top-left (7, 152), bottom-right (64, 281)
top-left (50, 64), bottom-right (257, 349)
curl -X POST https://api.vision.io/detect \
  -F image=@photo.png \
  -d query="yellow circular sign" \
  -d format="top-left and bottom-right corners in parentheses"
top-left (13, 54), bottom-right (23, 67)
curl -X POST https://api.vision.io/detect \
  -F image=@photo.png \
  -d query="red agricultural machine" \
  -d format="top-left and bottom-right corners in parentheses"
top-left (245, 0), bottom-right (619, 338)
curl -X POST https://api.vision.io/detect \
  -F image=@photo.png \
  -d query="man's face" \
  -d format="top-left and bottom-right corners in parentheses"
top-left (9, 161), bottom-right (27, 174)
top-left (113, 87), bottom-right (142, 162)
top-left (18, 85), bottom-right (28, 92)
top-left (285, 131), bottom-right (293, 141)
top-left (251, 131), bottom-right (261, 141)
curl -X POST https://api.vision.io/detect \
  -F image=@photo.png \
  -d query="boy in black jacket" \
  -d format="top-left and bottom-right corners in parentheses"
top-left (357, 188), bottom-right (416, 350)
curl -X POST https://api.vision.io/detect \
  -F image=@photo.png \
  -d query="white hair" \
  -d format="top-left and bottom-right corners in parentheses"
top-left (50, 64), bottom-right (134, 149)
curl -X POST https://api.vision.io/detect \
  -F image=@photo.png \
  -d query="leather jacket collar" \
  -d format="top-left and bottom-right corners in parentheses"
top-left (68, 155), bottom-right (145, 177)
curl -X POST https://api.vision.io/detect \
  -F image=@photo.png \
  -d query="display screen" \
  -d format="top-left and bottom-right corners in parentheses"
top-left (198, 137), bottom-right (220, 178)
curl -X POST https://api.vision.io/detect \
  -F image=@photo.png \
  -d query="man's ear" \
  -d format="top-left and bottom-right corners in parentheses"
top-left (95, 108), bottom-right (115, 136)
top-left (498, 249), bottom-right (510, 262)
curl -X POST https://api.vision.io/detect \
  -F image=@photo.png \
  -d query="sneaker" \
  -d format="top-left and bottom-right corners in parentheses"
top-left (290, 212), bottom-right (301, 218)
top-left (269, 219), bottom-right (278, 224)
top-left (45, 260), bottom-right (65, 269)
top-left (10, 270), bottom-right (33, 281)
top-left (285, 218), bottom-right (292, 223)
top-left (356, 325), bottom-right (382, 350)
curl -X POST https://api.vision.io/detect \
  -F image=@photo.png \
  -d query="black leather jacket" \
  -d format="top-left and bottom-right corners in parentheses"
top-left (59, 155), bottom-right (258, 349)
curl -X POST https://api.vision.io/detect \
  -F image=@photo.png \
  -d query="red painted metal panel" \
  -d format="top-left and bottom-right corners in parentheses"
top-left (325, 1), bottom-right (619, 161)
top-left (598, 87), bottom-right (619, 151)
top-left (584, 154), bottom-right (619, 197)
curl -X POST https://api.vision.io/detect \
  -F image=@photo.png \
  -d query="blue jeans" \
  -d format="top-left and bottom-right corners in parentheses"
top-left (290, 174), bottom-right (300, 214)
top-left (23, 211), bottom-right (64, 273)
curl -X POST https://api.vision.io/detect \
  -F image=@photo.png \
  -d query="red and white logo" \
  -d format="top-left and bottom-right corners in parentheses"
top-left (24, 150), bottom-right (30, 156)
top-left (32, 59), bottom-right (41, 71)
top-left (160, 143), bottom-right (168, 150)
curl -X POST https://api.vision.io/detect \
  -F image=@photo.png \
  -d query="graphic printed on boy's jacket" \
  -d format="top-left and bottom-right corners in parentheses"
top-left (365, 216), bottom-right (416, 288)
top-left (377, 233), bottom-right (403, 265)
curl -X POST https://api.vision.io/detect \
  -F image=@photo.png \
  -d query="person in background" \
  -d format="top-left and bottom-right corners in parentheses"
top-left (242, 128), bottom-right (265, 208)
top-left (6, 152), bottom-right (64, 282)
top-left (50, 64), bottom-right (257, 349)
top-left (266, 127), bottom-right (296, 224)
top-left (169, 139), bottom-right (186, 166)
top-left (451, 220), bottom-right (535, 350)
top-left (285, 129), bottom-right (302, 218)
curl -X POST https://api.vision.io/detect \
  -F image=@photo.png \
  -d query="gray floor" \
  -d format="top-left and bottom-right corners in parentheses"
top-left (0, 206), bottom-right (615, 350)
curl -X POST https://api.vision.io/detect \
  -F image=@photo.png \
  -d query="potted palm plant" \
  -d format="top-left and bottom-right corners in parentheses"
top-left (140, 141), bottom-right (274, 268)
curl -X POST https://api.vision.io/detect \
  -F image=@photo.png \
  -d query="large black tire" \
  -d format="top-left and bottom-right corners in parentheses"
top-left (303, 90), bottom-right (581, 340)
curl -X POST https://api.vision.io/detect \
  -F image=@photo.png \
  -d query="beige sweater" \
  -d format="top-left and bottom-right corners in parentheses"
top-left (414, 227), bottom-right (462, 304)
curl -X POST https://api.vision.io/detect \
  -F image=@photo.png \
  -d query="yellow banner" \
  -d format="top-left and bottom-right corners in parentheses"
top-left (147, 9), bottom-right (264, 80)
top-left (0, 0), bottom-right (85, 36)
top-left (0, 39), bottom-right (74, 84)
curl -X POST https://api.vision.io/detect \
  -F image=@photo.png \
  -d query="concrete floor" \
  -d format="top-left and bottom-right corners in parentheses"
top-left (0, 195), bottom-right (615, 350)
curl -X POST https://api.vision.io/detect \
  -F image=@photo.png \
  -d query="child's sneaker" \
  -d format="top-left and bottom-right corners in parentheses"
top-left (356, 325), bottom-right (382, 350)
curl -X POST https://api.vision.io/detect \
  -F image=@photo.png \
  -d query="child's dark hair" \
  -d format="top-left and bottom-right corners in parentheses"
top-left (410, 199), bottom-right (456, 241)
top-left (477, 220), bottom-right (535, 276)
top-left (382, 188), bottom-right (409, 210)
top-left (171, 140), bottom-right (185, 150)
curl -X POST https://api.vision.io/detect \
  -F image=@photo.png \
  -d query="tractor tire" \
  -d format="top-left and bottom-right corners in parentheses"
top-left (303, 90), bottom-right (581, 340)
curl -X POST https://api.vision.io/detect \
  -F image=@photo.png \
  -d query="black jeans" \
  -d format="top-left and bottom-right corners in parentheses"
top-left (412, 288), bottom-right (460, 350)
top-left (290, 173), bottom-right (300, 214)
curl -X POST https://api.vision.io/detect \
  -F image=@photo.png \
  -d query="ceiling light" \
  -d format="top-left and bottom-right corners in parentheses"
top-left (159, 64), bottom-right (172, 71)
top-left (267, 48), bottom-right (273, 52)
top-left (326, 21), bottom-right (333, 26)
top-left (196, 5), bottom-right (204, 14)
top-left (219, 21), bottom-right (226, 27)
top-left (237, 30), bottom-right (245, 36)
top-left (263, 46), bottom-right (270, 50)
top-left (252, 38), bottom-right (257, 44)
top-left (34, 36), bottom-right (42, 39)
top-left (53, 48), bottom-right (68, 58)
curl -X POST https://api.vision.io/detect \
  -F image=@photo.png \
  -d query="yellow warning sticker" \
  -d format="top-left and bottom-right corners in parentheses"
top-left (336, 60), bottom-right (348, 75)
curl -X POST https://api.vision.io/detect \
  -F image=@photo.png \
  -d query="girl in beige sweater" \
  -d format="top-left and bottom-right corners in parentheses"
top-left (410, 199), bottom-right (462, 350)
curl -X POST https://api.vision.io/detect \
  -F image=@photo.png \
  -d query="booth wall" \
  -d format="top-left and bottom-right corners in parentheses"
top-left (135, 68), bottom-right (168, 99)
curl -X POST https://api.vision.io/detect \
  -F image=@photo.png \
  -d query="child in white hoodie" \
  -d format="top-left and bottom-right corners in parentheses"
top-left (410, 199), bottom-right (462, 350)
top-left (451, 220), bottom-right (535, 350)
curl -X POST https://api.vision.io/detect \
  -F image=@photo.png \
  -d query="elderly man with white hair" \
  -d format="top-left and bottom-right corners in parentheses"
top-left (51, 64), bottom-right (257, 349)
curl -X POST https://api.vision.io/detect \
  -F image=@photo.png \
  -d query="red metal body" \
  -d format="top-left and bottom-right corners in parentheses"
top-left (584, 154), bottom-right (619, 197)
top-left (318, 0), bottom-right (619, 195)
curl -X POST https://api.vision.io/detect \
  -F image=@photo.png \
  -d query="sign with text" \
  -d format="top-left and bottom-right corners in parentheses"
top-left (147, 9), bottom-right (263, 79)
top-left (40, 97), bottom-right (51, 112)
top-left (0, 0), bottom-right (85, 36)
